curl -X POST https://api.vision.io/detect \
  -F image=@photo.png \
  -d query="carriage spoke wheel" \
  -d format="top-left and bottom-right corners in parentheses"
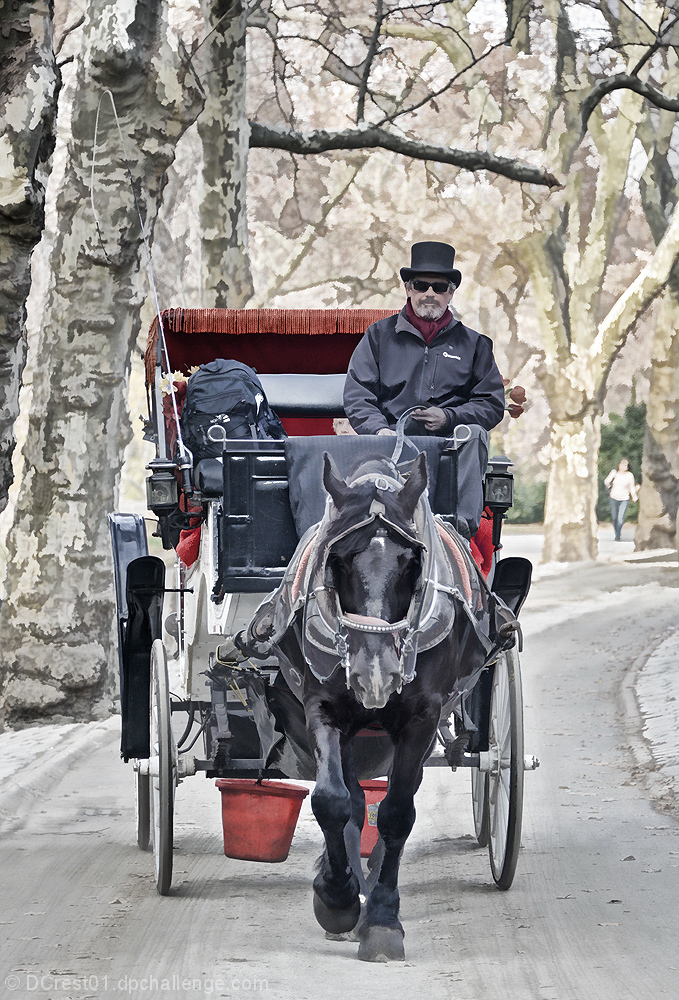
top-left (487, 644), bottom-right (524, 890)
top-left (135, 769), bottom-right (151, 851)
top-left (150, 639), bottom-right (176, 895)
top-left (471, 767), bottom-right (489, 848)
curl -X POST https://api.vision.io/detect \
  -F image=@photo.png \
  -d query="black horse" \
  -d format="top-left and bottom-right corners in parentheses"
top-left (248, 450), bottom-right (502, 961)
top-left (255, 454), bottom-right (504, 961)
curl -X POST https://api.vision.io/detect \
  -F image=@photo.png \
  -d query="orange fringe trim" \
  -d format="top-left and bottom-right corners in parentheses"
top-left (145, 308), bottom-right (394, 383)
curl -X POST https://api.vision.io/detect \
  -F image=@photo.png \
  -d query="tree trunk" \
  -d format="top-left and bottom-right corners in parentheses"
top-left (0, 1), bottom-right (59, 513)
top-left (635, 82), bottom-right (679, 550)
top-left (542, 414), bottom-right (601, 563)
top-left (0, 0), bottom-right (203, 726)
top-left (197, 0), bottom-right (252, 306)
top-left (635, 290), bottom-right (679, 550)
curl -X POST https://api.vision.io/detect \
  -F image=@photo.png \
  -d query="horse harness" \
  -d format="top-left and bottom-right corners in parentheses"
top-left (246, 470), bottom-right (520, 714)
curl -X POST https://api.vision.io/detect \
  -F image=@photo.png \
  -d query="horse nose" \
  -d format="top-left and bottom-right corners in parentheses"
top-left (351, 650), bottom-right (402, 710)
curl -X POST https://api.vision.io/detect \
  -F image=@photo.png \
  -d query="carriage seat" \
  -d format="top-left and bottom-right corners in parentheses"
top-left (258, 373), bottom-right (345, 417)
top-left (192, 373), bottom-right (347, 497)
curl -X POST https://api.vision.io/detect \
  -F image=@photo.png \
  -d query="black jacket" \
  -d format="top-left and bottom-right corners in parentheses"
top-left (343, 307), bottom-right (505, 434)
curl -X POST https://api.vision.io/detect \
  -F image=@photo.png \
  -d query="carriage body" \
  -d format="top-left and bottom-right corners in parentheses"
top-left (109, 307), bottom-right (535, 899)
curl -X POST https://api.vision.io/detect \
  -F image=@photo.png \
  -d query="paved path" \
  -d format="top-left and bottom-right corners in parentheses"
top-left (501, 527), bottom-right (679, 815)
top-left (1, 550), bottom-right (679, 997)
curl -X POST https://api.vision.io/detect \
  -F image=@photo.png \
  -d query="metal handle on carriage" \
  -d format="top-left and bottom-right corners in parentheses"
top-left (451, 424), bottom-right (472, 449)
top-left (208, 425), bottom-right (229, 504)
top-left (207, 424), bottom-right (229, 448)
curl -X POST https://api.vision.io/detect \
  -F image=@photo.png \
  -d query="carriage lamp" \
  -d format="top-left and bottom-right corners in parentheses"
top-left (484, 455), bottom-right (514, 548)
top-left (145, 458), bottom-right (179, 515)
top-left (484, 455), bottom-right (514, 508)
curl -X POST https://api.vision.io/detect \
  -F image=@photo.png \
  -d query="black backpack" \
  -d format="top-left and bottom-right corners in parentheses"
top-left (180, 359), bottom-right (286, 460)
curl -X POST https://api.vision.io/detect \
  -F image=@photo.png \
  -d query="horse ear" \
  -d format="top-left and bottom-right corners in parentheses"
top-left (322, 452), bottom-right (351, 507)
top-left (399, 452), bottom-right (428, 519)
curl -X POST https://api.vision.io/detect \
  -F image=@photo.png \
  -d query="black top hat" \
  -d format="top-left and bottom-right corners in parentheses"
top-left (400, 241), bottom-right (462, 287)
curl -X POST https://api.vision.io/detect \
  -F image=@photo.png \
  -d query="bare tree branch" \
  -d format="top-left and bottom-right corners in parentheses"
top-left (54, 14), bottom-right (85, 57)
top-left (581, 74), bottom-right (679, 133)
top-left (249, 121), bottom-right (562, 187)
top-left (356, 0), bottom-right (384, 123)
top-left (372, 31), bottom-right (511, 129)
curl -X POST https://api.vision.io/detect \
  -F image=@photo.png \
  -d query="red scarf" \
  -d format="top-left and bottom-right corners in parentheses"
top-left (405, 300), bottom-right (452, 345)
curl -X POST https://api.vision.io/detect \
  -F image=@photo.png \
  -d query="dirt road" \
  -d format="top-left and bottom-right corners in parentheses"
top-left (1, 556), bottom-right (678, 1000)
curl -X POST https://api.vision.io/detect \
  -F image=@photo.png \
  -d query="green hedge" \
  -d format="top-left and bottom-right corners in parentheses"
top-left (505, 468), bottom-right (546, 524)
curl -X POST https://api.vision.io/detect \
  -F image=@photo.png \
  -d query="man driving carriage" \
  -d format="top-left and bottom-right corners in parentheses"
top-left (343, 240), bottom-right (505, 437)
top-left (343, 241), bottom-right (506, 536)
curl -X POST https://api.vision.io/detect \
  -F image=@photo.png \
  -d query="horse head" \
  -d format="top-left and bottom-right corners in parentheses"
top-left (322, 452), bottom-right (428, 709)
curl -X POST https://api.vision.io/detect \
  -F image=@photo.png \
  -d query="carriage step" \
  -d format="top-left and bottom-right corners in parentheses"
top-left (524, 754), bottom-right (540, 770)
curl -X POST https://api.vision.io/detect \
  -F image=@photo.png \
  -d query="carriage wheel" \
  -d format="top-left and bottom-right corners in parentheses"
top-left (470, 768), bottom-right (489, 848)
top-left (135, 770), bottom-right (151, 851)
top-left (150, 638), bottom-right (176, 895)
top-left (487, 644), bottom-right (524, 890)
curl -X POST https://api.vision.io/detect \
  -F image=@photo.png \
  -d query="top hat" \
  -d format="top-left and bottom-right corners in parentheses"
top-left (400, 241), bottom-right (461, 287)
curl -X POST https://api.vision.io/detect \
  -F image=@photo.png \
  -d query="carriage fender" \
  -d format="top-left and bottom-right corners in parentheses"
top-left (120, 556), bottom-right (165, 762)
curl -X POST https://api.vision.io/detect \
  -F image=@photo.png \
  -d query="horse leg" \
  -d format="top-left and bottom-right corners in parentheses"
top-left (341, 743), bottom-right (368, 897)
top-left (307, 709), bottom-right (361, 935)
top-left (325, 744), bottom-right (369, 942)
top-left (358, 716), bottom-right (438, 963)
top-left (366, 837), bottom-right (386, 892)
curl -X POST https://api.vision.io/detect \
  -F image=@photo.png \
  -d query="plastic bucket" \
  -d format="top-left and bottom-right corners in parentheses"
top-left (360, 779), bottom-right (388, 858)
top-left (216, 779), bottom-right (309, 863)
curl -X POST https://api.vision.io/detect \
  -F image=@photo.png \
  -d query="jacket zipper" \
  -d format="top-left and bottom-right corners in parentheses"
top-left (418, 346), bottom-right (429, 400)
top-left (418, 347), bottom-right (438, 399)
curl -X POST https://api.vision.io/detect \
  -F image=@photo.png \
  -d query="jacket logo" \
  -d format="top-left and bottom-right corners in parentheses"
top-left (443, 352), bottom-right (461, 360)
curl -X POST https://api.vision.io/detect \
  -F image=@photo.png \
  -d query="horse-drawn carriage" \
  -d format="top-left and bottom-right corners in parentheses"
top-left (109, 307), bottom-right (537, 962)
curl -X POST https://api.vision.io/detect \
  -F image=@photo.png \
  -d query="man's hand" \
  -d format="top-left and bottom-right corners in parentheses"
top-left (377, 427), bottom-right (397, 436)
top-left (410, 406), bottom-right (448, 432)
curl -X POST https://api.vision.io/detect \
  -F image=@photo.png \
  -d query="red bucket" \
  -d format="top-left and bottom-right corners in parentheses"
top-left (216, 779), bottom-right (309, 863)
top-left (360, 779), bottom-right (388, 858)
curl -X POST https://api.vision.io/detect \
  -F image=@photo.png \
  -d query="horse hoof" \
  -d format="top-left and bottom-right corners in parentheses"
top-left (325, 899), bottom-right (365, 941)
top-left (358, 925), bottom-right (405, 963)
top-left (313, 891), bottom-right (361, 934)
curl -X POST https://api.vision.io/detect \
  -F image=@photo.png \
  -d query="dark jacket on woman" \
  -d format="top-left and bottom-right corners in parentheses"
top-left (343, 307), bottom-right (505, 434)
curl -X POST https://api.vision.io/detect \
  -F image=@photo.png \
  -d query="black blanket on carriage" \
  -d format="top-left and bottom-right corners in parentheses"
top-left (283, 431), bottom-right (488, 537)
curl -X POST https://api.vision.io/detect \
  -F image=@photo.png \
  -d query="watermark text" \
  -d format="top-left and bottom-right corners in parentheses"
top-left (4, 973), bottom-right (269, 994)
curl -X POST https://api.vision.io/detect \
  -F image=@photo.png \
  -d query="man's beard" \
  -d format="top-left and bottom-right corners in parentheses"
top-left (413, 298), bottom-right (446, 320)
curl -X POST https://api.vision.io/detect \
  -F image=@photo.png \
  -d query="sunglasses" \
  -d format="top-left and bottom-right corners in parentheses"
top-left (410, 279), bottom-right (451, 294)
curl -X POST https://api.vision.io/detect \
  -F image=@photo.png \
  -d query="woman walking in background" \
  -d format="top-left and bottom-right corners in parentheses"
top-left (604, 458), bottom-right (639, 541)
